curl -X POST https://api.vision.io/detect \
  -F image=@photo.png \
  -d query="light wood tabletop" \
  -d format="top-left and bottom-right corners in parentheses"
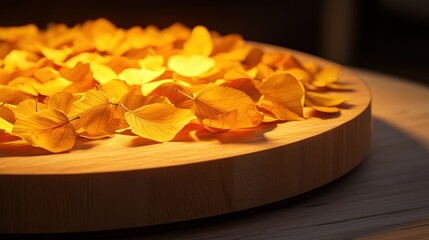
top-left (109, 68), bottom-right (428, 239)
top-left (2, 68), bottom-right (429, 239)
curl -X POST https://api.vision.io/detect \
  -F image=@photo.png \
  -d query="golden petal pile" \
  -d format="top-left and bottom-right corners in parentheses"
top-left (0, 18), bottom-right (349, 153)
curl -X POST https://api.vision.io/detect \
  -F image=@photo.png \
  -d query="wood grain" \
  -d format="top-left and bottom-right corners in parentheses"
top-left (0, 45), bottom-right (372, 234)
top-left (116, 68), bottom-right (428, 240)
top-left (360, 219), bottom-right (429, 240)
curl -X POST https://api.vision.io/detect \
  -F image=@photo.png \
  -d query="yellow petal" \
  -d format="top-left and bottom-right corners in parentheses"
top-left (305, 91), bottom-right (345, 107)
top-left (48, 92), bottom-right (78, 114)
top-left (221, 78), bottom-right (261, 102)
top-left (0, 104), bottom-right (15, 133)
top-left (303, 61), bottom-right (319, 75)
top-left (68, 90), bottom-right (109, 118)
top-left (246, 67), bottom-right (259, 78)
top-left (106, 56), bottom-right (140, 74)
top-left (138, 54), bottom-right (164, 69)
top-left (192, 84), bottom-right (263, 129)
top-left (261, 113), bottom-right (278, 123)
top-left (15, 99), bottom-right (48, 119)
top-left (125, 103), bottom-right (195, 142)
top-left (36, 77), bottom-right (73, 96)
top-left (0, 104), bottom-right (15, 123)
top-left (161, 22), bottom-right (191, 47)
top-left (256, 72), bottom-right (305, 120)
top-left (184, 66), bottom-right (224, 84)
top-left (326, 83), bottom-right (353, 91)
top-left (146, 81), bottom-right (194, 109)
top-left (254, 64), bottom-right (274, 80)
top-left (68, 90), bottom-right (112, 135)
top-left (12, 109), bottom-right (76, 153)
top-left (65, 52), bottom-right (104, 68)
top-left (277, 53), bottom-right (303, 70)
top-left (93, 30), bottom-right (125, 53)
top-left (183, 25), bottom-right (213, 56)
top-left (3, 50), bottom-right (38, 71)
top-left (59, 62), bottom-right (96, 93)
top-left (0, 69), bottom-right (12, 85)
top-left (34, 67), bottom-right (59, 83)
top-left (311, 105), bottom-right (340, 113)
top-left (168, 55), bottom-right (214, 77)
top-left (0, 24), bottom-right (39, 43)
top-left (110, 87), bottom-right (165, 132)
top-left (118, 88), bottom-right (146, 111)
top-left (90, 62), bottom-right (118, 84)
top-left (40, 47), bottom-right (70, 62)
top-left (141, 79), bottom-right (174, 96)
top-left (60, 62), bottom-right (92, 82)
top-left (284, 68), bottom-right (312, 83)
top-left (0, 117), bottom-right (13, 134)
top-left (222, 68), bottom-right (260, 101)
top-left (99, 79), bottom-right (130, 100)
top-left (83, 18), bottom-right (116, 35)
top-left (7, 77), bottom-right (40, 96)
top-left (219, 44), bottom-right (252, 60)
top-left (313, 66), bottom-right (341, 87)
top-left (212, 34), bottom-right (244, 55)
top-left (258, 99), bottom-right (304, 121)
top-left (305, 98), bottom-right (340, 113)
top-left (224, 67), bottom-right (253, 81)
top-left (0, 85), bottom-right (32, 104)
top-left (119, 67), bottom-right (165, 85)
top-left (243, 47), bottom-right (264, 66)
top-left (119, 87), bottom-right (169, 110)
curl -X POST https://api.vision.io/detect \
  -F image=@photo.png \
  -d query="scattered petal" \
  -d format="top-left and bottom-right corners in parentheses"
top-left (0, 20), bottom-right (350, 152)
top-left (0, 117), bottom-right (14, 134)
top-left (168, 54), bottom-right (214, 77)
top-left (48, 92), bottom-right (77, 114)
top-left (305, 91), bottom-right (345, 107)
top-left (212, 34), bottom-right (244, 55)
top-left (145, 81), bottom-right (193, 109)
top-left (243, 47), bottom-right (264, 66)
top-left (68, 90), bottom-right (112, 135)
top-left (191, 84), bottom-right (263, 129)
top-left (15, 99), bottom-right (48, 119)
top-left (256, 72), bottom-right (305, 120)
top-left (0, 85), bottom-right (33, 104)
top-left (59, 62), bottom-right (96, 93)
top-left (99, 79), bottom-right (130, 100)
top-left (34, 67), bottom-right (59, 83)
top-left (125, 103), bottom-right (195, 142)
top-left (313, 66), bottom-right (341, 87)
top-left (36, 77), bottom-right (73, 96)
top-left (0, 104), bottom-right (15, 133)
top-left (326, 83), bottom-right (353, 91)
top-left (183, 25), bottom-right (213, 56)
top-left (305, 98), bottom-right (340, 113)
top-left (12, 109), bottom-right (76, 152)
top-left (138, 54), bottom-right (164, 69)
top-left (284, 68), bottom-right (312, 83)
top-left (119, 67), bottom-right (165, 85)
top-left (40, 47), bottom-right (70, 62)
top-left (90, 62), bottom-right (118, 85)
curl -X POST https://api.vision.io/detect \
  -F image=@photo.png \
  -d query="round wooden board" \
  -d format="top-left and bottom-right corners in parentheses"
top-left (0, 44), bottom-right (371, 234)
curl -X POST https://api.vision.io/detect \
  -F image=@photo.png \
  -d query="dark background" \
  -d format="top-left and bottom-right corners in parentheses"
top-left (1, 0), bottom-right (428, 84)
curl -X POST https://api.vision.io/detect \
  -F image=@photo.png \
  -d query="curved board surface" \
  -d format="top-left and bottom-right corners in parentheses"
top-left (0, 44), bottom-right (371, 233)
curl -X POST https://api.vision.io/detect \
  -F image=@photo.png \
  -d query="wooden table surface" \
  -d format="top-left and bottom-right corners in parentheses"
top-left (5, 68), bottom-right (429, 239)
